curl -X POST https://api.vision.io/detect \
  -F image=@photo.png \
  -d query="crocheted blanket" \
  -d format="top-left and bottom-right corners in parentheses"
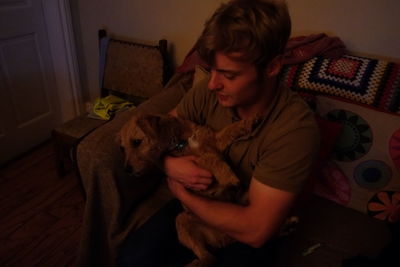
top-left (280, 55), bottom-right (400, 114)
top-left (280, 54), bottom-right (400, 221)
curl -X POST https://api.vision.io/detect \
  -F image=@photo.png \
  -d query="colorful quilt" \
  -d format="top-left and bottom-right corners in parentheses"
top-left (280, 54), bottom-right (400, 223)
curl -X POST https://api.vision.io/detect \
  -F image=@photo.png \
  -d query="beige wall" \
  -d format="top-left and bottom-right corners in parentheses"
top-left (287, 0), bottom-right (400, 60)
top-left (73, 0), bottom-right (400, 102)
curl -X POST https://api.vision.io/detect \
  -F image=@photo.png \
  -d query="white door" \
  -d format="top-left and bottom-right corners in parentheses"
top-left (0, 0), bottom-right (61, 165)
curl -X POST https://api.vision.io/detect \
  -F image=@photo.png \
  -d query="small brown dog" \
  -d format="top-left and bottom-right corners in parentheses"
top-left (117, 113), bottom-right (259, 266)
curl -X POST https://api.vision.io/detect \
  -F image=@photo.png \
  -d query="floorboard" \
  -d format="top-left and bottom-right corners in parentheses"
top-left (0, 141), bottom-right (84, 267)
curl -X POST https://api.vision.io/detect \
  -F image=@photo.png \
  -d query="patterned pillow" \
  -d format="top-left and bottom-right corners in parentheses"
top-left (314, 95), bottom-right (400, 223)
top-left (280, 55), bottom-right (400, 114)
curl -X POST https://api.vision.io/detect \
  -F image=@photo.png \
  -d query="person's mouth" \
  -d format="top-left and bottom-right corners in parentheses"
top-left (217, 93), bottom-right (230, 102)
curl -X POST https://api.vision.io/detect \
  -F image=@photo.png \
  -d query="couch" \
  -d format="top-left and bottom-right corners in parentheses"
top-left (75, 34), bottom-right (399, 266)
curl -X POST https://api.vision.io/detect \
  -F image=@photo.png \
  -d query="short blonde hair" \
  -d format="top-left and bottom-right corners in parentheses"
top-left (196, 0), bottom-right (291, 70)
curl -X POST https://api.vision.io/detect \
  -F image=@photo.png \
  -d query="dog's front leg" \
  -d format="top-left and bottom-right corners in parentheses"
top-left (215, 115), bottom-right (260, 151)
top-left (195, 153), bottom-right (240, 187)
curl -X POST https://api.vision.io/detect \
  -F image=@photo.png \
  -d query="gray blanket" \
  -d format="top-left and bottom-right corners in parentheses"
top-left (76, 73), bottom-right (193, 266)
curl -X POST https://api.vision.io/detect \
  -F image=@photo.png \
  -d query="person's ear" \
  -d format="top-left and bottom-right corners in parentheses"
top-left (265, 55), bottom-right (283, 77)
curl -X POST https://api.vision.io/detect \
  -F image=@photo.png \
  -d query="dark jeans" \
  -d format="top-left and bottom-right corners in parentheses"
top-left (117, 199), bottom-right (277, 267)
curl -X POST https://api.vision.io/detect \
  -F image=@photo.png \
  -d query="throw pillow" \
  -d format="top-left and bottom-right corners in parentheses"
top-left (315, 95), bottom-right (400, 222)
top-left (280, 55), bottom-right (400, 114)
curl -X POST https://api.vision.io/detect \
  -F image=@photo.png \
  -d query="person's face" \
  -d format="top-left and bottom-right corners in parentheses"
top-left (208, 52), bottom-right (265, 109)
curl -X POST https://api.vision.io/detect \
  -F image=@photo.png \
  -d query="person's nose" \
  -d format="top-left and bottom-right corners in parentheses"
top-left (208, 70), bottom-right (222, 91)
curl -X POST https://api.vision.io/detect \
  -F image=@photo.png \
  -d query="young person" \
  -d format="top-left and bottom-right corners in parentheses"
top-left (118, 0), bottom-right (319, 265)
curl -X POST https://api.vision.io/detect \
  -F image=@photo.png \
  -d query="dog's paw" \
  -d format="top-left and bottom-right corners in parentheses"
top-left (251, 113), bottom-right (263, 129)
top-left (185, 259), bottom-right (202, 267)
top-left (242, 113), bottom-right (262, 131)
top-left (229, 178), bottom-right (240, 186)
top-left (185, 257), bottom-right (214, 267)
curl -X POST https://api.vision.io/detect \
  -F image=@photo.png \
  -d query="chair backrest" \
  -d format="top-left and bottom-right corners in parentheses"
top-left (98, 29), bottom-right (171, 105)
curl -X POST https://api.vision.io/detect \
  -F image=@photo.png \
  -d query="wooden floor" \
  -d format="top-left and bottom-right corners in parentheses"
top-left (0, 141), bottom-right (84, 267)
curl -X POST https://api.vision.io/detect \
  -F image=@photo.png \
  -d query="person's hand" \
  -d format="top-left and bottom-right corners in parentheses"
top-left (167, 177), bottom-right (188, 199)
top-left (164, 155), bottom-right (213, 191)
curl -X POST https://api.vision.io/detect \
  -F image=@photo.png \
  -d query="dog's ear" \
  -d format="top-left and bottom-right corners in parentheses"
top-left (115, 130), bottom-right (127, 155)
top-left (115, 121), bottom-right (129, 154)
top-left (115, 130), bottom-right (122, 145)
top-left (136, 114), bottom-right (162, 138)
top-left (136, 114), bottom-right (183, 143)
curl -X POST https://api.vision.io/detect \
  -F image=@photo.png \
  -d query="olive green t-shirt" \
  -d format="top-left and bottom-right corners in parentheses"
top-left (176, 69), bottom-right (319, 194)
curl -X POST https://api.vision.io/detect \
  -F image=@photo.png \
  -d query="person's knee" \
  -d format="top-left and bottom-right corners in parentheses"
top-left (116, 199), bottom-right (183, 266)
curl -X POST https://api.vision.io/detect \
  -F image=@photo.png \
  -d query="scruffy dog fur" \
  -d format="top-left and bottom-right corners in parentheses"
top-left (117, 113), bottom-right (259, 266)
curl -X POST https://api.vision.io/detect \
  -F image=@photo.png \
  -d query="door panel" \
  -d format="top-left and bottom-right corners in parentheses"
top-left (0, 0), bottom-right (60, 165)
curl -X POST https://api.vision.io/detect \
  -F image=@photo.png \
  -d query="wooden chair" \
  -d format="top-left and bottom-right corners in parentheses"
top-left (52, 29), bottom-right (170, 177)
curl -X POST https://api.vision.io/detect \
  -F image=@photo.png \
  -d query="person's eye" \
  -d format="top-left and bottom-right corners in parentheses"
top-left (224, 73), bottom-right (236, 80)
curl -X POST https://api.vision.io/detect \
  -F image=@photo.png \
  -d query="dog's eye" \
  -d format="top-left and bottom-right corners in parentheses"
top-left (131, 139), bottom-right (142, 148)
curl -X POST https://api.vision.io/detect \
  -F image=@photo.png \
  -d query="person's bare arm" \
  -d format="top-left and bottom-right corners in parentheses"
top-left (168, 177), bottom-right (296, 247)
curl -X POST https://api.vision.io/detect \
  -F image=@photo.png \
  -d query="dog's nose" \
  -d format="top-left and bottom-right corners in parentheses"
top-left (132, 171), bottom-right (142, 177)
top-left (125, 165), bottom-right (133, 173)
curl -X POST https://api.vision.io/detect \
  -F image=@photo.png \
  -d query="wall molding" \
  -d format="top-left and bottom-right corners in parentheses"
top-left (42, 0), bottom-right (83, 122)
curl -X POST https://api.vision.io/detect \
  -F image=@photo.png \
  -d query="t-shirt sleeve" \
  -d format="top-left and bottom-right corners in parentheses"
top-left (253, 123), bottom-right (320, 194)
